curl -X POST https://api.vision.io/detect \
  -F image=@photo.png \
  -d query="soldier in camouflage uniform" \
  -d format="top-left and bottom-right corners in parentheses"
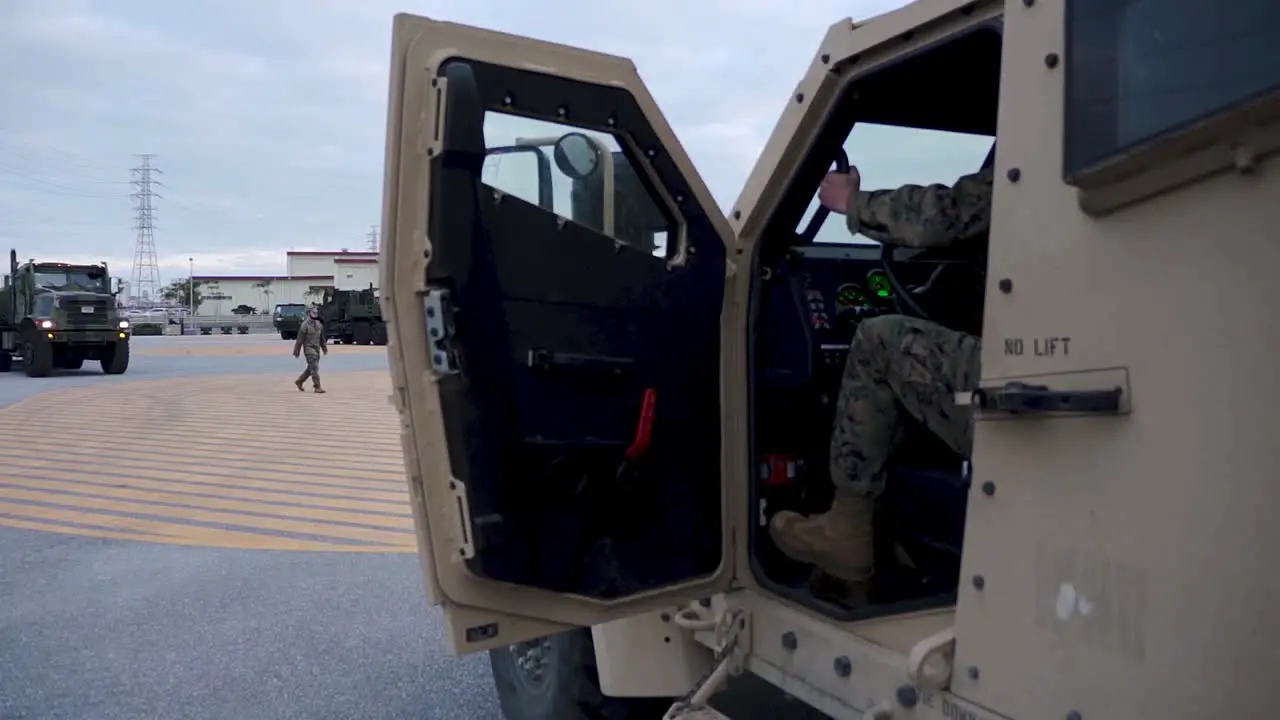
top-left (292, 306), bottom-right (328, 393)
top-left (769, 165), bottom-right (992, 587)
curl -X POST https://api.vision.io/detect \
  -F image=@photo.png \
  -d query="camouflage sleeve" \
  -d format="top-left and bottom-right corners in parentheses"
top-left (293, 328), bottom-right (304, 354)
top-left (845, 166), bottom-right (994, 248)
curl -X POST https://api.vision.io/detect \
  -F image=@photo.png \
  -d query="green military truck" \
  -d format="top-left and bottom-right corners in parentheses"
top-left (273, 302), bottom-right (307, 340)
top-left (0, 250), bottom-right (130, 377)
top-left (319, 286), bottom-right (387, 346)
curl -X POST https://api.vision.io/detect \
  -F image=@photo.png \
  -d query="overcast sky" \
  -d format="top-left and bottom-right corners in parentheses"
top-left (0, 0), bottom-right (990, 284)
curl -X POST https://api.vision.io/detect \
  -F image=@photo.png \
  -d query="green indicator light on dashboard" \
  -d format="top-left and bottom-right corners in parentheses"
top-left (877, 290), bottom-right (889, 297)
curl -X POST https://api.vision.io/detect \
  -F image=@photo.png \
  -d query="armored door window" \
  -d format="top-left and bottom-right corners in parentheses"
top-left (1065, 0), bottom-right (1280, 177)
top-left (483, 113), bottom-right (672, 259)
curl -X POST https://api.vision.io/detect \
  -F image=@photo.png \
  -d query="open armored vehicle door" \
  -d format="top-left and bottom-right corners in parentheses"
top-left (379, 14), bottom-right (749, 654)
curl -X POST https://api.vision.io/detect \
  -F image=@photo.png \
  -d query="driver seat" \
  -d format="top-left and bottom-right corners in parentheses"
top-left (875, 427), bottom-right (971, 600)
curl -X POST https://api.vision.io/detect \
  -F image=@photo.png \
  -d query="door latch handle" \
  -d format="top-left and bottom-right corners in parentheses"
top-left (527, 349), bottom-right (633, 379)
top-left (972, 381), bottom-right (1123, 415)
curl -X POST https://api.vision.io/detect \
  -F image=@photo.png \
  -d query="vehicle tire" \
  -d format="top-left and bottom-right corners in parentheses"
top-left (281, 331), bottom-right (289, 340)
top-left (489, 628), bottom-right (671, 720)
top-left (352, 323), bottom-right (371, 345)
top-left (0, 351), bottom-right (10, 372)
top-left (100, 341), bottom-right (130, 375)
top-left (372, 323), bottom-right (388, 346)
top-left (23, 337), bottom-right (53, 378)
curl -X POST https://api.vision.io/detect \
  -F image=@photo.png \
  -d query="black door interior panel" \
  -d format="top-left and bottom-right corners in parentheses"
top-left (425, 60), bottom-right (727, 599)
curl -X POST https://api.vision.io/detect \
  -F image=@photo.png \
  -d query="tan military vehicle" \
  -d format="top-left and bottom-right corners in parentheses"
top-left (379, 1), bottom-right (1278, 718)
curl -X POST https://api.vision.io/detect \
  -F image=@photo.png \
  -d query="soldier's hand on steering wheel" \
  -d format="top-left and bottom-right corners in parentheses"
top-left (818, 167), bottom-right (861, 214)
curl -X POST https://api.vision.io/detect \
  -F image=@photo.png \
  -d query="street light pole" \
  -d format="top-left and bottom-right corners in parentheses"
top-left (188, 257), bottom-right (194, 313)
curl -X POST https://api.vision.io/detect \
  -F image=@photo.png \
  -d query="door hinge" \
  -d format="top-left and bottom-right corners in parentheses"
top-left (664, 603), bottom-right (749, 720)
top-left (422, 287), bottom-right (459, 376)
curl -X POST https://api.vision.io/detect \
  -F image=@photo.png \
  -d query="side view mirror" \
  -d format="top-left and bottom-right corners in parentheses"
top-left (552, 132), bottom-right (602, 180)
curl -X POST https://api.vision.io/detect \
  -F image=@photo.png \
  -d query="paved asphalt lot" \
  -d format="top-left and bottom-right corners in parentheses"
top-left (0, 335), bottom-right (824, 720)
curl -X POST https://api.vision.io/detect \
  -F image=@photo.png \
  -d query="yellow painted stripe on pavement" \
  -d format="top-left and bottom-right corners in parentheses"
top-left (0, 479), bottom-right (411, 529)
top-left (0, 370), bottom-right (418, 551)
top-left (0, 501), bottom-right (380, 551)
top-left (0, 454), bottom-right (409, 502)
top-left (0, 445), bottom-right (407, 487)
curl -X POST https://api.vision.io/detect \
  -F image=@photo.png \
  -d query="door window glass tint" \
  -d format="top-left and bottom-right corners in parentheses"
top-left (796, 123), bottom-right (994, 245)
top-left (482, 111), bottom-right (671, 258)
top-left (1065, 0), bottom-right (1280, 176)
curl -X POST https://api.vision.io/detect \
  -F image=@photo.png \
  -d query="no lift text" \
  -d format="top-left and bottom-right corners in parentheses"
top-left (1003, 337), bottom-right (1070, 357)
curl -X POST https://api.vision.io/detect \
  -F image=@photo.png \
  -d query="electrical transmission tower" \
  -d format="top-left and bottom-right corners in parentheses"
top-left (366, 225), bottom-right (380, 252)
top-left (130, 154), bottom-right (163, 304)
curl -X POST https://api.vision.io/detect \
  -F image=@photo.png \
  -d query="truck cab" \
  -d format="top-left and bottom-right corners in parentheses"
top-left (1, 251), bottom-right (130, 377)
top-left (379, 2), bottom-right (1280, 718)
top-left (273, 303), bottom-right (307, 340)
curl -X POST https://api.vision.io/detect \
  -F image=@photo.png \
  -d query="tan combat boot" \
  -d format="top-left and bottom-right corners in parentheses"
top-left (768, 488), bottom-right (875, 583)
top-left (295, 376), bottom-right (306, 392)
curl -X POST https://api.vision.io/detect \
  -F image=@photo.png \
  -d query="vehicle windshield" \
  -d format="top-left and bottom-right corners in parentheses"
top-left (34, 268), bottom-right (110, 293)
top-left (796, 123), bottom-right (994, 245)
top-left (275, 305), bottom-right (305, 317)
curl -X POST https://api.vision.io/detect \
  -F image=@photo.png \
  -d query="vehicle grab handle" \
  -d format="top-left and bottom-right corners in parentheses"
top-left (972, 381), bottom-right (1122, 415)
top-left (526, 348), bottom-right (634, 379)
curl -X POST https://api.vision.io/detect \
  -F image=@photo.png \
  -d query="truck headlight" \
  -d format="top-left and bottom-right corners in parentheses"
top-left (39, 319), bottom-right (54, 329)
top-left (118, 320), bottom-right (130, 329)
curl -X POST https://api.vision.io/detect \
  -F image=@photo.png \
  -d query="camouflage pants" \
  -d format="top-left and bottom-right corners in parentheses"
top-left (298, 348), bottom-right (322, 388)
top-left (830, 315), bottom-right (981, 497)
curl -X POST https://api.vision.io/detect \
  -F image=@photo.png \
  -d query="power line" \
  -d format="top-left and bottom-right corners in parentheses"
top-left (130, 154), bottom-right (163, 304)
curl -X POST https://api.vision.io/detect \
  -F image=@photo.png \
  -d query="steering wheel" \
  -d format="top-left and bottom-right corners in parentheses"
top-left (797, 151), bottom-right (851, 243)
top-left (798, 150), bottom-right (936, 319)
top-left (879, 240), bottom-right (940, 321)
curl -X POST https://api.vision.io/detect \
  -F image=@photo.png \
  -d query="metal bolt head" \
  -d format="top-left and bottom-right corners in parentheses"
top-left (972, 574), bottom-right (986, 590)
top-left (1006, 167), bottom-right (1022, 182)
top-left (781, 632), bottom-right (798, 651)
top-left (1066, 713), bottom-right (1083, 720)
top-left (981, 481), bottom-right (996, 496)
top-left (896, 685), bottom-right (919, 708)
top-left (833, 656), bottom-right (852, 677)
top-left (1045, 52), bottom-right (1060, 69)
top-left (998, 278), bottom-right (1013, 294)
top-left (967, 665), bottom-right (980, 680)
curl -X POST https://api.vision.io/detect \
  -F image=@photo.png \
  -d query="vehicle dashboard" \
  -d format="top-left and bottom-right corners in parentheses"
top-left (756, 242), bottom-right (976, 387)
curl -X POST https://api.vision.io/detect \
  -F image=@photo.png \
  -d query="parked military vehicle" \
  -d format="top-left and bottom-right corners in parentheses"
top-left (0, 250), bottom-right (130, 377)
top-left (273, 302), bottom-right (306, 340)
top-left (318, 287), bottom-right (387, 346)
top-left (381, 4), bottom-right (1278, 719)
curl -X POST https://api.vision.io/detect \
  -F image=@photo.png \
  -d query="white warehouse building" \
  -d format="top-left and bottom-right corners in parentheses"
top-left (191, 250), bottom-right (379, 315)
